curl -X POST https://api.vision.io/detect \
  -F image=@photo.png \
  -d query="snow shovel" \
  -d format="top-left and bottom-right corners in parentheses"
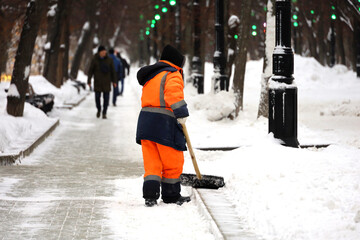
top-left (180, 123), bottom-right (225, 189)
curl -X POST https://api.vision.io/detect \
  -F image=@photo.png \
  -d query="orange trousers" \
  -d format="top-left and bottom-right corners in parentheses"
top-left (141, 140), bottom-right (184, 181)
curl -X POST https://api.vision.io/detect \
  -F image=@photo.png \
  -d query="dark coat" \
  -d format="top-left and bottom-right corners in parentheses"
top-left (136, 61), bottom-right (189, 151)
top-left (120, 57), bottom-right (130, 78)
top-left (87, 53), bottom-right (116, 92)
top-left (109, 53), bottom-right (123, 80)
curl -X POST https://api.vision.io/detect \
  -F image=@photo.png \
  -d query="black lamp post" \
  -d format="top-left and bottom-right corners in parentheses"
top-left (329, 3), bottom-right (336, 67)
top-left (213, 0), bottom-right (228, 92)
top-left (356, 20), bottom-right (360, 78)
top-left (191, 0), bottom-right (204, 94)
top-left (268, 0), bottom-right (299, 147)
top-left (174, 0), bottom-right (181, 50)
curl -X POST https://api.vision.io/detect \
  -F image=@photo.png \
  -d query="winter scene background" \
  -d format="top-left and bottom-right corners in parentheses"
top-left (1, 0), bottom-right (360, 239)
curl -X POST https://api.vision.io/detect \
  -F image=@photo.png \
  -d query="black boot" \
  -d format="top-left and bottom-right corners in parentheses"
top-left (175, 196), bottom-right (191, 206)
top-left (145, 198), bottom-right (157, 207)
top-left (143, 180), bottom-right (160, 207)
top-left (161, 182), bottom-right (191, 205)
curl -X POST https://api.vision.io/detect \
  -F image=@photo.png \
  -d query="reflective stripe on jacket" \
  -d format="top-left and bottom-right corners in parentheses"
top-left (136, 61), bottom-right (189, 151)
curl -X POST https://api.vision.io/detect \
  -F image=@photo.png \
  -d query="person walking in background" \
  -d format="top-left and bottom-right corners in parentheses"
top-left (136, 45), bottom-right (190, 207)
top-left (109, 48), bottom-right (123, 106)
top-left (116, 51), bottom-right (130, 96)
top-left (88, 45), bottom-right (117, 119)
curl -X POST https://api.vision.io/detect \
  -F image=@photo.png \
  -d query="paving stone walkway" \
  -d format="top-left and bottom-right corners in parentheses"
top-left (0, 89), bottom-right (146, 239)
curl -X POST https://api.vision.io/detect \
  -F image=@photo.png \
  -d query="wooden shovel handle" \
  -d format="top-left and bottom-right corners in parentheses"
top-left (181, 123), bottom-right (202, 180)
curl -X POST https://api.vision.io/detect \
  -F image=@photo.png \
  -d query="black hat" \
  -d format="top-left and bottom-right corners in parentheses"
top-left (160, 45), bottom-right (185, 68)
top-left (98, 45), bottom-right (106, 53)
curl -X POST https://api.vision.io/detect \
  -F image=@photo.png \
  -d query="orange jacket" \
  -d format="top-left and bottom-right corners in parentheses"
top-left (141, 60), bottom-right (186, 113)
top-left (136, 60), bottom-right (189, 151)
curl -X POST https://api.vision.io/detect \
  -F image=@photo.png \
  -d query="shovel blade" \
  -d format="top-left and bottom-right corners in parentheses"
top-left (180, 173), bottom-right (225, 189)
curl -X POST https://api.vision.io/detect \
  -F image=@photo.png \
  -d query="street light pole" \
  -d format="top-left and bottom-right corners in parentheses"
top-left (213, 0), bottom-right (228, 92)
top-left (191, 0), bottom-right (204, 94)
top-left (356, 19), bottom-right (360, 78)
top-left (268, 0), bottom-right (299, 147)
top-left (175, 0), bottom-right (181, 50)
top-left (330, 2), bottom-right (336, 67)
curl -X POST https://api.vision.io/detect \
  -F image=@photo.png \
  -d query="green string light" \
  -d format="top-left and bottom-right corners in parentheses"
top-left (251, 31), bottom-right (257, 36)
top-left (155, 14), bottom-right (161, 20)
top-left (292, 14), bottom-right (298, 20)
top-left (169, 0), bottom-right (176, 6)
top-left (162, 7), bottom-right (168, 13)
top-left (310, 10), bottom-right (314, 14)
top-left (331, 14), bottom-right (336, 20)
top-left (155, 4), bottom-right (159, 9)
top-left (293, 22), bottom-right (299, 27)
top-left (252, 25), bottom-right (257, 30)
top-left (234, 34), bottom-right (238, 39)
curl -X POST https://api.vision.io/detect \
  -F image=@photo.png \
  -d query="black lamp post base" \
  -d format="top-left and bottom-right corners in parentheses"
top-left (269, 87), bottom-right (299, 148)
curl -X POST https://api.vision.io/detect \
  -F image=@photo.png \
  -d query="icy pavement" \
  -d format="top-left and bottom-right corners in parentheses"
top-left (0, 87), bottom-right (214, 240)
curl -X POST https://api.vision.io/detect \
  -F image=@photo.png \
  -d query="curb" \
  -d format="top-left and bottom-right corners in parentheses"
top-left (0, 119), bottom-right (60, 165)
top-left (190, 188), bottom-right (225, 240)
top-left (56, 93), bottom-right (89, 110)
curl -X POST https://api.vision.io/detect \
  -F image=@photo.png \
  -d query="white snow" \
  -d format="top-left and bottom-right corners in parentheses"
top-left (228, 15), bottom-right (240, 29)
top-left (0, 73), bottom-right (87, 154)
top-left (24, 65), bottom-right (30, 80)
top-left (1, 54), bottom-right (360, 239)
top-left (93, 36), bottom-right (99, 45)
top-left (179, 55), bottom-right (360, 240)
top-left (7, 83), bottom-right (20, 98)
top-left (47, 4), bottom-right (57, 17)
top-left (83, 21), bottom-right (90, 31)
top-left (44, 42), bottom-right (51, 50)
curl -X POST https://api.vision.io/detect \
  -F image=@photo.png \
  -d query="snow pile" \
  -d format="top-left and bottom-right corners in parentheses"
top-left (0, 84), bottom-right (56, 153)
top-left (220, 141), bottom-right (360, 240)
top-left (186, 85), bottom-right (236, 121)
top-left (7, 83), bottom-right (20, 98)
top-left (180, 55), bottom-right (360, 239)
top-left (0, 74), bottom-right (87, 154)
top-left (29, 75), bottom-right (87, 106)
top-left (320, 99), bottom-right (360, 117)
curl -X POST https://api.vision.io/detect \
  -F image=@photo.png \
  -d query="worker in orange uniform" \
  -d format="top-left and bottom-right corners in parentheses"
top-left (136, 45), bottom-right (191, 207)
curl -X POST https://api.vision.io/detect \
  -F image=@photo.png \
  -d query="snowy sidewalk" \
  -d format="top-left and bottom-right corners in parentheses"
top-left (0, 87), bottom-right (215, 240)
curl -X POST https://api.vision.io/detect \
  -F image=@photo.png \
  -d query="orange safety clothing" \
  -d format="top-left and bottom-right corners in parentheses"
top-left (141, 140), bottom-right (184, 182)
top-left (136, 45), bottom-right (188, 202)
top-left (141, 60), bottom-right (185, 112)
top-left (136, 60), bottom-right (189, 151)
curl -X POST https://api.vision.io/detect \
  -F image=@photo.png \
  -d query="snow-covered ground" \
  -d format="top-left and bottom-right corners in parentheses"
top-left (0, 74), bottom-right (87, 154)
top-left (179, 55), bottom-right (360, 240)
top-left (1, 55), bottom-right (360, 239)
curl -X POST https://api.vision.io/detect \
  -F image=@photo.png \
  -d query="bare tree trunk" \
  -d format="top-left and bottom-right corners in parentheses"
top-left (70, 0), bottom-right (96, 79)
top-left (258, 0), bottom-right (275, 118)
top-left (7, 0), bottom-right (46, 117)
top-left (43, 0), bottom-right (68, 88)
top-left (61, 0), bottom-right (72, 82)
top-left (0, 20), bottom-right (14, 74)
top-left (232, 0), bottom-right (251, 115)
